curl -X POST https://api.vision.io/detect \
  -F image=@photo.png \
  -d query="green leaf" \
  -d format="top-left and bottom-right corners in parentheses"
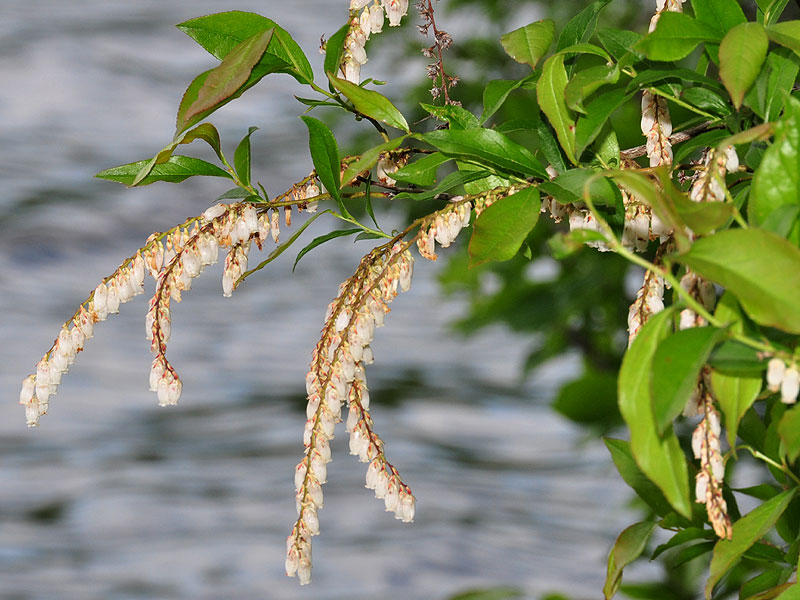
top-left (340, 137), bottom-right (406, 187)
top-left (300, 116), bottom-right (342, 206)
top-left (554, 369), bottom-right (620, 430)
top-left (324, 22), bottom-right (350, 84)
top-left (711, 371), bottom-right (763, 450)
top-left (618, 307), bottom-right (692, 519)
top-left (96, 155), bottom-right (232, 186)
top-left (565, 64), bottom-right (620, 113)
top-left (420, 102), bottom-right (481, 130)
top-left (177, 11), bottom-right (313, 84)
top-left (293, 228), bottom-right (361, 271)
top-left (468, 187), bottom-right (540, 267)
top-left (651, 528), bottom-right (714, 560)
top-left (691, 0), bottom-right (747, 36)
top-left (540, 169), bottom-right (618, 206)
top-left (651, 327), bottom-right (725, 435)
top-left (575, 88), bottom-right (630, 155)
top-left (537, 120), bottom-right (567, 175)
top-left (420, 129), bottom-right (548, 179)
top-left (677, 228), bottom-right (800, 334)
top-left (719, 23), bottom-right (768, 110)
top-left (768, 21), bottom-right (800, 58)
top-left (556, 0), bottom-right (611, 52)
top-left (626, 67), bottom-right (724, 93)
top-left (604, 521), bottom-right (658, 600)
top-left (778, 406), bottom-right (800, 463)
top-left (680, 87), bottom-right (731, 117)
top-left (674, 129), bottom-right (730, 164)
top-left (597, 27), bottom-right (642, 61)
top-left (636, 12), bottom-right (720, 62)
top-left (537, 54), bottom-right (577, 165)
top-left (664, 177), bottom-right (734, 234)
top-left (393, 169), bottom-right (494, 202)
top-left (750, 97), bottom-right (800, 244)
top-left (708, 341), bottom-right (765, 375)
top-left (481, 78), bottom-right (527, 124)
top-left (176, 29), bottom-right (273, 135)
top-left (705, 489), bottom-right (797, 599)
top-left (234, 126), bottom-right (258, 188)
top-left (392, 153), bottom-right (450, 187)
top-left (775, 583), bottom-right (800, 599)
top-left (500, 20), bottom-right (554, 69)
top-left (604, 438), bottom-right (674, 517)
top-left (764, 49), bottom-right (800, 122)
top-left (327, 74), bottom-right (410, 132)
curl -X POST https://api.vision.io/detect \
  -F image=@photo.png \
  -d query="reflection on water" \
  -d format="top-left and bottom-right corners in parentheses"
top-left (1, 2), bottom-right (633, 598)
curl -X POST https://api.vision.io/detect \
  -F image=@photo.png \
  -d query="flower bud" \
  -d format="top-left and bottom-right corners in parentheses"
top-left (767, 358), bottom-right (786, 392)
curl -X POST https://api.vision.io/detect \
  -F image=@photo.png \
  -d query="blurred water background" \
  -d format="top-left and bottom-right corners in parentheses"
top-left (0, 2), bottom-right (636, 598)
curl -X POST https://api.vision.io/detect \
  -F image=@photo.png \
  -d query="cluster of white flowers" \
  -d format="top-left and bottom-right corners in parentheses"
top-left (692, 393), bottom-right (732, 539)
top-left (689, 146), bottom-right (739, 203)
top-left (416, 200), bottom-right (471, 261)
top-left (286, 242), bottom-right (416, 585)
top-left (343, 0), bottom-right (409, 83)
top-left (19, 253), bottom-right (147, 427)
top-left (677, 270), bottom-right (717, 330)
top-left (767, 358), bottom-right (800, 404)
top-left (627, 270), bottom-right (665, 347)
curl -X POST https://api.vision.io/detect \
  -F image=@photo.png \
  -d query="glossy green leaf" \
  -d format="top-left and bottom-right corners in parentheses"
top-left (779, 406), bottom-right (800, 463)
top-left (674, 129), bottom-right (730, 164)
top-left (619, 307), bottom-right (692, 519)
top-left (768, 21), bottom-right (800, 57)
top-left (597, 27), bottom-right (642, 61)
top-left (536, 120), bottom-right (567, 175)
top-left (750, 97), bottom-right (800, 243)
top-left (681, 87), bottom-right (731, 117)
top-left (500, 19), bottom-right (554, 69)
top-left (556, 42), bottom-right (612, 61)
top-left (537, 54), bottom-right (577, 165)
top-left (300, 116), bottom-right (342, 206)
top-left (468, 187), bottom-right (540, 267)
top-left (393, 169), bottom-right (494, 202)
top-left (481, 78), bottom-right (526, 124)
top-left (708, 341), bottom-right (765, 375)
top-left (565, 64), bottom-right (620, 113)
top-left (712, 371), bottom-right (763, 450)
top-left (556, 0), bottom-right (611, 52)
top-left (96, 155), bottom-right (232, 186)
top-left (719, 23), bottom-right (768, 110)
top-left (323, 22), bottom-right (350, 83)
top-left (540, 169), bottom-right (618, 206)
top-left (764, 49), bottom-right (800, 122)
top-left (420, 129), bottom-right (548, 179)
top-left (392, 153), bottom-right (450, 187)
top-left (604, 438), bottom-right (673, 517)
top-left (176, 29), bottom-right (272, 135)
top-left (604, 521), bottom-right (658, 600)
top-left (706, 489), bottom-right (797, 599)
top-left (339, 137), bottom-right (406, 187)
top-left (678, 228), bottom-right (800, 334)
top-left (177, 11), bottom-right (313, 84)
top-left (328, 74), bottom-right (409, 132)
top-left (234, 126), bottom-right (258, 188)
top-left (420, 102), bottom-right (481, 130)
top-left (636, 12), bottom-right (720, 62)
top-left (774, 583), bottom-right (799, 599)
top-left (626, 67), bottom-right (723, 94)
top-left (651, 327), bottom-right (724, 435)
top-left (651, 528), bottom-right (713, 560)
top-left (575, 88), bottom-right (630, 155)
top-left (293, 228), bottom-right (360, 271)
top-left (691, 0), bottom-right (747, 36)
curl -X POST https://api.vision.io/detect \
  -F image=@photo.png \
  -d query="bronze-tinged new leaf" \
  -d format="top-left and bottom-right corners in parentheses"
top-left (705, 489), bottom-right (796, 599)
top-left (176, 29), bottom-right (273, 135)
top-left (468, 187), bottom-right (540, 267)
top-left (500, 19), bottom-right (555, 69)
top-left (719, 22), bottom-right (768, 109)
top-left (677, 229), bottom-right (800, 334)
top-left (300, 116), bottom-right (342, 206)
top-left (328, 74), bottom-right (410, 132)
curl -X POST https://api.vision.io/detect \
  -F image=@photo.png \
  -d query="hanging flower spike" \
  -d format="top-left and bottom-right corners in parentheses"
top-left (286, 242), bottom-right (416, 585)
top-left (627, 270), bottom-right (665, 348)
